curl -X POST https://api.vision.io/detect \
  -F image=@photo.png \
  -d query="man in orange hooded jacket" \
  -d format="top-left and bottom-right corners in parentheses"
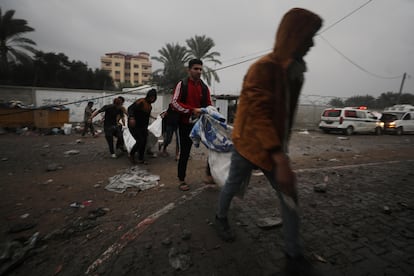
top-left (215, 7), bottom-right (323, 274)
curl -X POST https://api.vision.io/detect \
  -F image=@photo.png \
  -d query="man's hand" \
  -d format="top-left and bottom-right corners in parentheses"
top-left (272, 152), bottom-right (297, 203)
top-left (192, 108), bottom-right (202, 117)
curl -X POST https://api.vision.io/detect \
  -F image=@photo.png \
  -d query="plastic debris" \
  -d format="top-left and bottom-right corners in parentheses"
top-left (168, 247), bottom-right (191, 271)
top-left (64, 150), bottom-right (80, 155)
top-left (105, 166), bottom-right (160, 193)
top-left (256, 217), bottom-right (283, 229)
top-left (313, 253), bottom-right (328, 263)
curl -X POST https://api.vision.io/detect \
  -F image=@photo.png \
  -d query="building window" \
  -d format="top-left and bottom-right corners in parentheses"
top-left (134, 64), bottom-right (139, 68)
top-left (115, 62), bottom-right (121, 67)
top-left (134, 73), bottom-right (139, 76)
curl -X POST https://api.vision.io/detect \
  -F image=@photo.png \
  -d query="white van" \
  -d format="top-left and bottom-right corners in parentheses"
top-left (381, 105), bottom-right (414, 135)
top-left (319, 107), bottom-right (384, 135)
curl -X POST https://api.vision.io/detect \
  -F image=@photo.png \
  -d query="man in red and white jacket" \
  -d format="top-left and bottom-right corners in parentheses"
top-left (171, 59), bottom-right (212, 191)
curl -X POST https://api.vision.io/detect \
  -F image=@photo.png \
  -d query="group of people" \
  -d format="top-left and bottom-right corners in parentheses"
top-left (83, 8), bottom-right (323, 275)
top-left (84, 92), bottom-right (157, 162)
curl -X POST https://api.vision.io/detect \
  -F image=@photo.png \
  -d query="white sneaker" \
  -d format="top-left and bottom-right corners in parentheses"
top-left (111, 154), bottom-right (117, 159)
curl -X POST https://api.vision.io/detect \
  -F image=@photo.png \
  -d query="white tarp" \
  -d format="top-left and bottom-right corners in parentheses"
top-left (106, 166), bottom-right (160, 193)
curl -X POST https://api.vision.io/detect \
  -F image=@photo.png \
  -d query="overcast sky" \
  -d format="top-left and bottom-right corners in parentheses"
top-left (3, 0), bottom-right (414, 102)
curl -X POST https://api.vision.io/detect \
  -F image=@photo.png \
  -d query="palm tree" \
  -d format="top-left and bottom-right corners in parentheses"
top-left (186, 35), bottom-right (222, 86)
top-left (0, 8), bottom-right (37, 78)
top-left (152, 43), bottom-right (190, 90)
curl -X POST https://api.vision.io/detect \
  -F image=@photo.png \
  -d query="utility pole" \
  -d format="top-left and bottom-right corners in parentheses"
top-left (396, 72), bottom-right (406, 104)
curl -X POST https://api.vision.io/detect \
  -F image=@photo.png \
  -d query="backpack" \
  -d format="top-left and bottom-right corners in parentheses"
top-left (167, 79), bottom-right (209, 125)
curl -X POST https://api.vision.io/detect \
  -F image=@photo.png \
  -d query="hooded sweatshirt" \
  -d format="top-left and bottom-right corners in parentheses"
top-left (232, 8), bottom-right (322, 171)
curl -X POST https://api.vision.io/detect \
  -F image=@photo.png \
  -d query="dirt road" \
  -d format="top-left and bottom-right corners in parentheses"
top-left (0, 130), bottom-right (412, 275)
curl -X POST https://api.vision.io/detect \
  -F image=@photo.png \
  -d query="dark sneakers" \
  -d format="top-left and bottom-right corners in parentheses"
top-left (285, 254), bottom-right (323, 276)
top-left (214, 215), bottom-right (235, 242)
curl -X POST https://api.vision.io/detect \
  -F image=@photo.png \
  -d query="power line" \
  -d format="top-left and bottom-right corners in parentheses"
top-left (318, 0), bottom-right (373, 34)
top-left (208, 0), bottom-right (404, 81)
top-left (319, 34), bottom-right (403, 80)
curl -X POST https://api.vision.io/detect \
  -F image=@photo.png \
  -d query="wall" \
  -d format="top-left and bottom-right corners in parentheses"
top-left (0, 86), bottom-right (35, 106)
top-left (0, 86), bottom-right (328, 129)
top-left (0, 85), bottom-right (168, 124)
top-left (294, 104), bottom-right (327, 130)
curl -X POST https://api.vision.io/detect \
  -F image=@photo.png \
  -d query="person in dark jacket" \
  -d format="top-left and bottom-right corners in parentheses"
top-left (160, 104), bottom-right (179, 159)
top-left (215, 8), bottom-right (323, 275)
top-left (171, 59), bottom-right (212, 191)
top-left (90, 98), bottom-right (124, 158)
top-left (127, 89), bottom-right (157, 164)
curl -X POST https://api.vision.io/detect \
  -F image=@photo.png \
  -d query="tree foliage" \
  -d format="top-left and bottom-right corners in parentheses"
top-left (328, 92), bottom-right (414, 109)
top-left (152, 43), bottom-right (190, 91)
top-left (0, 8), bottom-right (37, 80)
top-left (1, 51), bottom-right (114, 90)
top-left (152, 35), bottom-right (222, 91)
top-left (186, 35), bottom-right (222, 86)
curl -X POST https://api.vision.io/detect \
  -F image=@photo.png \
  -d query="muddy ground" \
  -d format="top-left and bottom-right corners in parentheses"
top-left (0, 129), bottom-right (413, 275)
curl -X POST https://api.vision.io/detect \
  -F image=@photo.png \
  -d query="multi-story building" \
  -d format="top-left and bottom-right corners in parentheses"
top-left (100, 51), bottom-right (152, 87)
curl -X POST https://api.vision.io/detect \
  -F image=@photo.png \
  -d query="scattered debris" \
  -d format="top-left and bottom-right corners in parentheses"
top-left (337, 136), bottom-right (349, 140)
top-left (382, 206), bottom-right (392, 214)
top-left (46, 163), bottom-right (59, 172)
top-left (168, 247), bottom-right (192, 271)
top-left (162, 238), bottom-right (172, 247)
top-left (313, 253), bottom-right (328, 263)
top-left (63, 150), bottom-right (80, 156)
top-left (43, 179), bottom-right (54, 185)
top-left (82, 200), bottom-right (93, 207)
top-left (1, 157), bottom-right (8, 161)
top-left (69, 202), bottom-right (84, 209)
top-left (0, 232), bottom-right (39, 275)
top-left (106, 166), bottom-right (160, 193)
top-left (298, 130), bottom-right (310, 135)
top-left (313, 183), bottom-right (327, 193)
top-left (87, 208), bottom-right (108, 220)
top-left (256, 217), bottom-right (283, 229)
top-left (20, 213), bottom-right (30, 219)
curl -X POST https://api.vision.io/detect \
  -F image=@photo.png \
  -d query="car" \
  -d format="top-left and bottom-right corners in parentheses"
top-left (319, 106), bottom-right (384, 135)
top-left (381, 105), bottom-right (414, 135)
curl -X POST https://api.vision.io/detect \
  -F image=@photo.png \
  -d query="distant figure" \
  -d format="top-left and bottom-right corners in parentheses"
top-left (82, 101), bottom-right (96, 137)
top-left (90, 98), bottom-right (124, 158)
top-left (215, 8), bottom-right (323, 275)
top-left (116, 96), bottom-right (127, 152)
top-left (127, 89), bottom-right (157, 164)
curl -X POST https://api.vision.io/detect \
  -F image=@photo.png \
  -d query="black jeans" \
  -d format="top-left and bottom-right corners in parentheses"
top-left (129, 127), bottom-right (148, 161)
top-left (104, 125), bottom-right (123, 154)
top-left (177, 123), bottom-right (194, 181)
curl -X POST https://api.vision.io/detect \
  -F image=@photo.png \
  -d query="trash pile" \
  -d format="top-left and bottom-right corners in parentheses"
top-left (106, 166), bottom-right (160, 193)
